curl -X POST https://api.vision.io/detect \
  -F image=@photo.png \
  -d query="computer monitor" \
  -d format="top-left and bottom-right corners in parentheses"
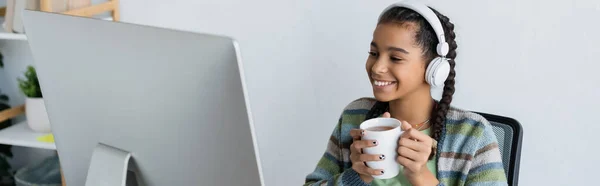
top-left (21, 10), bottom-right (264, 186)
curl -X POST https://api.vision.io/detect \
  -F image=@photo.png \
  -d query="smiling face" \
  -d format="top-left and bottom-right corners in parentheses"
top-left (366, 22), bottom-right (431, 102)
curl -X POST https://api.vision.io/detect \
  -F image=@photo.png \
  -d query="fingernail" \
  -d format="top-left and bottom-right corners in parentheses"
top-left (379, 155), bottom-right (385, 160)
top-left (373, 140), bottom-right (378, 145)
top-left (360, 130), bottom-right (365, 136)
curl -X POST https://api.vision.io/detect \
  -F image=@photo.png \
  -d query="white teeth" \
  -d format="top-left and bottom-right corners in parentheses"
top-left (374, 80), bottom-right (394, 86)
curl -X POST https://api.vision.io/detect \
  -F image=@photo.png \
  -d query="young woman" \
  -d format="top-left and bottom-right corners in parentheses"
top-left (304, 1), bottom-right (507, 186)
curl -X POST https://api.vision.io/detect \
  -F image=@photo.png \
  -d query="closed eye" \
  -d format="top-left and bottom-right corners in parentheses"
top-left (390, 57), bottom-right (402, 62)
top-left (368, 51), bottom-right (378, 57)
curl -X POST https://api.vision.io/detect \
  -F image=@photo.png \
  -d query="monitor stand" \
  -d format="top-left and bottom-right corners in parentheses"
top-left (85, 143), bottom-right (132, 186)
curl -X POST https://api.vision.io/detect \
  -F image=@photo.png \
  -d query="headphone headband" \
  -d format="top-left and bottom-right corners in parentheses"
top-left (379, 0), bottom-right (449, 56)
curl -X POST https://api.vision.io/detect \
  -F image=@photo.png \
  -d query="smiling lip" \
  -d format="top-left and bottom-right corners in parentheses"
top-left (372, 79), bottom-right (397, 87)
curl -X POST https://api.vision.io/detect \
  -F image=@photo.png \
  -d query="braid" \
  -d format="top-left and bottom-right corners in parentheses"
top-left (365, 101), bottom-right (389, 120)
top-left (429, 8), bottom-right (457, 142)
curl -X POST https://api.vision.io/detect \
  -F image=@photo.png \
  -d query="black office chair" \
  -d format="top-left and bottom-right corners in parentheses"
top-left (475, 112), bottom-right (523, 186)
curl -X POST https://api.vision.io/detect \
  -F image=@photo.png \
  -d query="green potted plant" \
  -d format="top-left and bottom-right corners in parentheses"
top-left (17, 66), bottom-right (50, 133)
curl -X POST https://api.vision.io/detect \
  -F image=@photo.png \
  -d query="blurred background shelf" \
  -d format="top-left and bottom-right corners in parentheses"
top-left (0, 17), bottom-right (26, 41)
top-left (0, 29), bottom-right (26, 40)
top-left (0, 121), bottom-right (55, 150)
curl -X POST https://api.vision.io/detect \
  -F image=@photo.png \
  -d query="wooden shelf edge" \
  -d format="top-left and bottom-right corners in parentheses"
top-left (0, 104), bottom-right (25, 123)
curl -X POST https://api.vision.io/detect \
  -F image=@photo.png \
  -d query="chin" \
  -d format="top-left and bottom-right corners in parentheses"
top-left (372, 92), bottom-right (398, 102)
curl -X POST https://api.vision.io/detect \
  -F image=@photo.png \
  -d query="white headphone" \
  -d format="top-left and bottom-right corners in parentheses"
top-left (379, 0), bottom-right (451, 88)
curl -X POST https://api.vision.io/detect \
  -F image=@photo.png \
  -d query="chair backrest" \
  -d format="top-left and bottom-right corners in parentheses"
top-left (474, 112), bottom-right (523, 186)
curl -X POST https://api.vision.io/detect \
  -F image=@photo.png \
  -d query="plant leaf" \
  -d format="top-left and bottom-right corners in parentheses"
top-left (17, 66), bottom-right (42, 98)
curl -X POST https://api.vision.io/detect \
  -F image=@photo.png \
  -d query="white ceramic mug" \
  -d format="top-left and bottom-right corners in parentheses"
top-left (359, 117), bottom-right (403, 179)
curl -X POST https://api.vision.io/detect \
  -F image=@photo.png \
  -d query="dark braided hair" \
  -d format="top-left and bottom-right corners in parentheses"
top-left (365, 6), bottom-right (458, 146)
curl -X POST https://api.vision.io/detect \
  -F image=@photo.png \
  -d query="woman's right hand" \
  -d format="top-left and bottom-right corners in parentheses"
top-left (349, 128), bottom-right (386, 183)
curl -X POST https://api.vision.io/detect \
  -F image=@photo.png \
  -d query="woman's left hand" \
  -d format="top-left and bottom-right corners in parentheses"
top-left (379, 113), bottom-right (438, 185)
top-left (396, 121), bottom-right (437, 185)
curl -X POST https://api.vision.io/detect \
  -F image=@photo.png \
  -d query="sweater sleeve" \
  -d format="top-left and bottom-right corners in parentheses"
top-left (304, 117), bottom-right (370, 186)
top-left (464, 120), bottom-right (508, 186)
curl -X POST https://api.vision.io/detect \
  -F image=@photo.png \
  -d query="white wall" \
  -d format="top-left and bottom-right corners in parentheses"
top-left (120, 0), bottom-right (599, 185)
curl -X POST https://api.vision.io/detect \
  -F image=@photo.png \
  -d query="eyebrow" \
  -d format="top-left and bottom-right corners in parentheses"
top-left (370, 42), bottom-right (410, 54)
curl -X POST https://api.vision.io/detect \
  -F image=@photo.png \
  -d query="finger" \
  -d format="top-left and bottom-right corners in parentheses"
top-left (365, 167), bottom-right (385, 176)
top-left (349, 146), bottom-right (359, 158)
top-left (359, 153), bottom-right (386, 162)
top-left (400, 120), bottom-right (412, 131)
top-left (397, 155), bottom-right (419, 173)
top-left (398, 146), bottom-right (425, 162)
top-left (382, 112), bottom-right (391, 118)
top-left (353, 162), bottom-right (384, 176)
top-left (353, 139), bottom-right (378, 151)
top-left (352, 162), bottom-right (368, 175)
top-left (350, 129), bottom-right (364, 140)
top-left (350, 143), bottom-right (359, 155)
top-left (401, 128), bottom-right (431, 142)
top-left (350, 153), bottom-right (364, 165)
top-left (398, 137), bottom-right (428, 152)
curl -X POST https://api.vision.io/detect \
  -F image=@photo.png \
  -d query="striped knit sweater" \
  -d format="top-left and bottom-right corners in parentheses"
top-left (304, 98), bottom-right (508, 186)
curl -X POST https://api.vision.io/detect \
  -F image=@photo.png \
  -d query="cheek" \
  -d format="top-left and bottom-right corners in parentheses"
top-left (413, 64), bottom-right (427, 81)
top-left (390, 67), bottom-right (408, 82)
top-left (391, 65), bottom-right (425, 84)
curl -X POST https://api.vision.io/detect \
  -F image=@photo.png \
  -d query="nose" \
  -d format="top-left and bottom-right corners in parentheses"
top-left (371, 59), bottom-right (388, 74)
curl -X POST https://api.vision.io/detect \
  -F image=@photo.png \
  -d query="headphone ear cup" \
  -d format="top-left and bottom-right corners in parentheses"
top-left (425, 58), bottom-right (438, 86)
top-left (425, 57), bottom-right (451, 87)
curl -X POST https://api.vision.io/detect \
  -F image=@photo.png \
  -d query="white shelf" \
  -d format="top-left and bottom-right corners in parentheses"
top-left (0, 16), bottom-right (27, 41)
top-left (0, 29), bottom-right (26, 41)
top-left (0, 121), bottom-right (56, 150)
